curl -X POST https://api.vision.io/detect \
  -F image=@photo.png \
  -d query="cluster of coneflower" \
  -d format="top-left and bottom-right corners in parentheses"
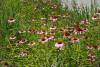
top-left (86, 9), bottom-right (100, 62)
top-left (8, 16), bottom-right (90, 57)
top-left (87, 44), bottom-right (100, 62)
top-left (7, 4), bottom-right (100, 59)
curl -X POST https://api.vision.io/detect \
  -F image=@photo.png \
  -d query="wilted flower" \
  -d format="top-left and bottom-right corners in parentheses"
top-left (50, 30), bottom-right (56, 35)
top-left (59, 28), bottom-right (64, 32)
top-left (49, 15), bottom-right (59, 22)
top-left (62, 15), bottom-right (67, 18)
top-left (87, 45), bottom-right (99, 50)
top-left (88, 51), bottom-right (96, 62)
top-left (83, 28), bottom-right (88, 32)
top-left (28, 41), bottom-right (36, 47)
top-left (1, 61), bottom-right (9, 67)
top-left (98, 46), bottom-right (100, 50)
top-left (32, 16), bottom-right (37, 22)
top-left (96, 9), bottom-right (100, 15)
top-left (9, 35), bottom-right (16, 40)
top-left (51, 64), bottom-right (56, 67)
top-left (80, 19), bottom-right (89, 25)
top-left (86, 45), bottom-right (93, 50)
top-left (71, 37), bottom-right (80, 43)
top-left (92, 45), bottom-right (98, 49)
top-left (18, 29), bottom-right (26, 34)
top-left (19, 50), bottom-right (28, 57)
top-left (51, 4), bottom-right (58, 9)
top-left (17, 38), bottom-right (27, 45)
top-left (8, 17), bottom-right (15, 24)
top-left (57, 14), bottom-right (61, 17)
top-left (59, 27), bottom-right (67, 32)
top-left (32, 18), bottom-right (35, 22)
top-left (67, 27), bottom-right (74, 33)
top-left (62, 14), bottom-right (70, 18)
top-left (50, 26), bottom-right (57, 31)
top-left (55, 41), bottom-right (64, 49)
top-left (37, 30), bottom-right (48, 35)
top-left (40, 17), bottom-right (47, 21)
top-left (28, 28), bottom-right (36, 34)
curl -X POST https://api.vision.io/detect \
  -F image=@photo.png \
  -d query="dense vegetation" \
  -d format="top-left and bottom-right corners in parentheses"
top-left (0, 0), bottom-right (100, 67)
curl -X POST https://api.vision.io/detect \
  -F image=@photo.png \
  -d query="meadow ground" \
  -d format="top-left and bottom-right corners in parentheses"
top-left (0, 0), bottom-right (100, 67)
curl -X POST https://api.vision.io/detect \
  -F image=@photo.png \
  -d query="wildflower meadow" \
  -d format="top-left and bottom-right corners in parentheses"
top-left (0, 0), bottom-right (100, 67)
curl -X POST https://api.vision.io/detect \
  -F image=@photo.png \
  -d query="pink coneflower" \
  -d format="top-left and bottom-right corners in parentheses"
top-left (17, 38), bottom-right (27, 45)
top-left (74, 27), bottom-right (85, 34)
top-left (71, 37), bottom-right (80, 43)
top-left (80, 19), bottom-right (89, 25)
top-left (55, 41), bottom-right (64, 49)
top-left (8, 17), bottom-right (15, 24)
top-left (9, 35), bottom-right (16, 40)
top-left (63, 31), bottom-right (71, 38)
top-left (49, 15), bottom-right (59, 22)
top-left (92, 14), bottom-right (99, 20)
top-left (39, 37), bottom-right (48, 44)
